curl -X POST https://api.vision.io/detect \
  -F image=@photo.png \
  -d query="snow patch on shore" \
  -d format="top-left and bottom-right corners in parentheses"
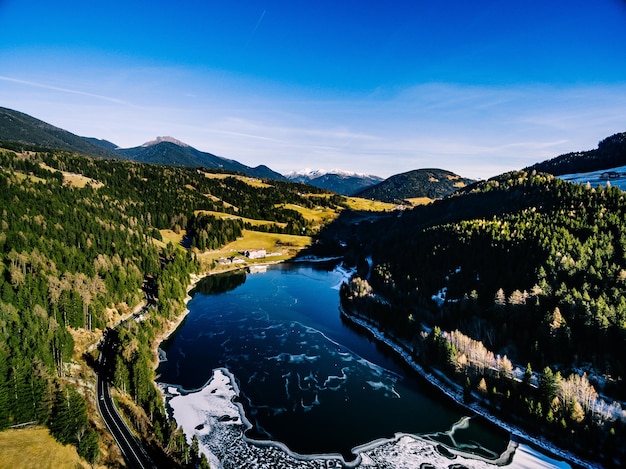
top-left (160, 365), bottom-right (575, 468)
top-left (163, 369), bottom-right (244, 469)
top-left (340, 309), bottom-right (598, 468)
top-left (332, 263), bottom-right (355, 290)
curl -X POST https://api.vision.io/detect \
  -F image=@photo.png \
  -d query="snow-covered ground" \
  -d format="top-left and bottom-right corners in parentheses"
top-left (559, 164), bottom-right (626, 191)
top-left (157, 261), bottom-right (593, 468)
top-left (160, 363), bottom-right (579, 468)
top-left (332, 263), bottom-right (356, 290)
top-left (339, 312), bottom-right (600, 469)
top-left (161, 368), bottom-right (351, 469)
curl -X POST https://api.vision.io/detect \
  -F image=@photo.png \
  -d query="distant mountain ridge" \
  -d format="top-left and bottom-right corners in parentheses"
top-left (355, 168), bottom-right (475, 203)
top-left (0, 106), bottom-right (119, 159)
top-left (83, 137), bottom-right (119, 151)
top-left (115, 140), bottom-right (285, 180)
top-left (285, 168), bottom-right (384, 195)
top-left (526, 132), bottom-right (626, 176)
top-left (287, 168), bottom-right (377, 179)
top-left (0, 107), bottom-right (284, 181)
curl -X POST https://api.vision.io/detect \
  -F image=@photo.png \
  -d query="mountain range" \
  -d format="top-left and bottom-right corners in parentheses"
top-left (0, 107), bottom-right (284, 180)
top-left (6, 106), bottom-right (625, 204)
top-left (0, 107), bottom-right (476, 200)
top-left (285, 169), bottom-right (384, 195)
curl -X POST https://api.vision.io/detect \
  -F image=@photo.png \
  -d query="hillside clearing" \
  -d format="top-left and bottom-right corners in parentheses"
top-left (404, 197), bottom-right (433, 206)
top-left (197, 229), bottom-right (311, 271)
top-left (195, 209), bottom-right (288, 228)
top-left (38, 162), bottom-right (104, 189)
top-left (12, 171), bottom-right (47, 184)
top-left (202, 172), bottom-right (272, 188)
top-left (206, 193), bottom-right (237, 210)
top-left (277, 203), bottom-right (338, 225)
top-left (342, 197), bottom-right (396, 211)
top-left (0, 427), bottom-right (90, 469)
top-left (159, 229), bottom-right (186, 247)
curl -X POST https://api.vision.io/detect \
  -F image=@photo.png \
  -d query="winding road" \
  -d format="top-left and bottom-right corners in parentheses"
top-left (97, 328), bottom-right (155, 469)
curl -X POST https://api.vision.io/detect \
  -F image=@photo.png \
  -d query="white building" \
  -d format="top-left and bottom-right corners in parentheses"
top-left (244, 249), bottom-right (266, 259)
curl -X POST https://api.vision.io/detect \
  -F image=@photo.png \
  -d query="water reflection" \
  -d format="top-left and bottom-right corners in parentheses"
top-left (158, 263), bottom-right (566, 466)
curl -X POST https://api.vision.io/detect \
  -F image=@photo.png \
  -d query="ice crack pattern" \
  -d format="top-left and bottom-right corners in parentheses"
top-left (157, 264), bottom-right (571, 468)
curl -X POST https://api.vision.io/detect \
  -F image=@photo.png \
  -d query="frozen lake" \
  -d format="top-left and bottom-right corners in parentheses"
top-left (157, 262), bottom-right (572, 468)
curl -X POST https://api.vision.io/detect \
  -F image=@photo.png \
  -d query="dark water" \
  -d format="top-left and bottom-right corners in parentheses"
top-left (157, 262), bottom-right (511, 462)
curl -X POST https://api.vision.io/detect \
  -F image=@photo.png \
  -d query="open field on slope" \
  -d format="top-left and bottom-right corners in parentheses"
top-left (38, 162), bottom-right (104, 188)
top-left (197, 229), bottom-right (311, 271)
top-left (159, 228), bottom-right (186, 246)
top-left (12, 170), bottom-right (47, 184)
top-left (0, 427), bottom-right (89, 469)
top-left (342, 197), bottom-right (396, 211)
top-left (404, 197), bottom-right (433, 206)
top-left (206, 193), bottom-right (237, 210)
top-left (225, 229), bottom-right (311, 250)
top-left (277, 203), bottom-right (338, 225)
top-left (195, 209), bottom-right (288, 228)
top-left (202, 171), bottom-right (272, 188)
top-left (63, 172), bottom-right (104, 189)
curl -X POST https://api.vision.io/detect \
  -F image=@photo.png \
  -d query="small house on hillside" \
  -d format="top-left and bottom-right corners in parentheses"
top-left (244, 249), bottom-right (266, 259)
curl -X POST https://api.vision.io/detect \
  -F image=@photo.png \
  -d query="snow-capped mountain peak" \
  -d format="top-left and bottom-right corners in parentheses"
top-left (286, 168), bottom-right (376, 179)
top-left (284, 168), bottom-right (384, 195)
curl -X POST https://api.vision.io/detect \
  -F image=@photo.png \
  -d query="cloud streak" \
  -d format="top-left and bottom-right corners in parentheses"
top-left (251, 10), bottom-right (266, 37)
top-left (2, 65), bottom-right (624, 179)
top-left (0, 75), bottom-right (129, 105)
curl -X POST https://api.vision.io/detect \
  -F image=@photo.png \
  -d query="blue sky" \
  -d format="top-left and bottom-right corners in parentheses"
top-left (1, 1), bottom-right (626, 179)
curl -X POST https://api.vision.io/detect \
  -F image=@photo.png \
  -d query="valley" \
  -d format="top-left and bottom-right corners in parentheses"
top-left (2, 0), bottom-right (625, 466)
top-left (0, 110), bottom-right (625, 468)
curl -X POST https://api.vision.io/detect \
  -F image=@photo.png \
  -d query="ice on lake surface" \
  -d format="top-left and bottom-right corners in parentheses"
top-left (157, 263), bottom-right (573, 468)
top-left (162, 368), bottom-right (571, 469)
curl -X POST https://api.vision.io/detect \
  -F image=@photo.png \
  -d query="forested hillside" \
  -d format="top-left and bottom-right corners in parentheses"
top-left (0, 107), bottom-right (285, 180)
top-left (527, 132), bottom-right (626, 176)
top-left (315, 170), bottom-right (626, 464)
top-left (0, 107), bottom-right (118, 159)
top-left (354, 168), bottom-right (474, 203)
top-left (0, 146), bottom-right (343, 465)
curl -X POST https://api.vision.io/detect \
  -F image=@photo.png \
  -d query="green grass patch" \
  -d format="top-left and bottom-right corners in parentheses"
top-left (38, 162), bottom-right (104, 189)
top-left (159, 229), bottom-right (186, 247)
top-left (223, 229), bottom-right (311, 251)
top-left (206, 194), bottom-right (237, 210)
top-left (198, 229), bottom-right (312, 270)
top-left (13, 171), bottom-right (47, 184)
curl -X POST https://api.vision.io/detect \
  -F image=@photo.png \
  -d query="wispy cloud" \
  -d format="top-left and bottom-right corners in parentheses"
top-left (2, 65), bottom-right (624, 179)
top-left (0, 75), bottom-right (129, 105)
top-left (245, 9), bottom-right (267, 48)
top-left (251, 10), bottom-right (266, 37)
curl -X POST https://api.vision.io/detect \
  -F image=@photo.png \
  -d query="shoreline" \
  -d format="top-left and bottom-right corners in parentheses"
top-left (150, 272), bottom-right (207, 367)
top-left (159, 369), bottom-right (529, 469)
top-left (338, 305), bottom-right (600, 469)
top-left (153, 261), bottom-right (591, 468)
top-left (151, 260), bottom-right (288, 368)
